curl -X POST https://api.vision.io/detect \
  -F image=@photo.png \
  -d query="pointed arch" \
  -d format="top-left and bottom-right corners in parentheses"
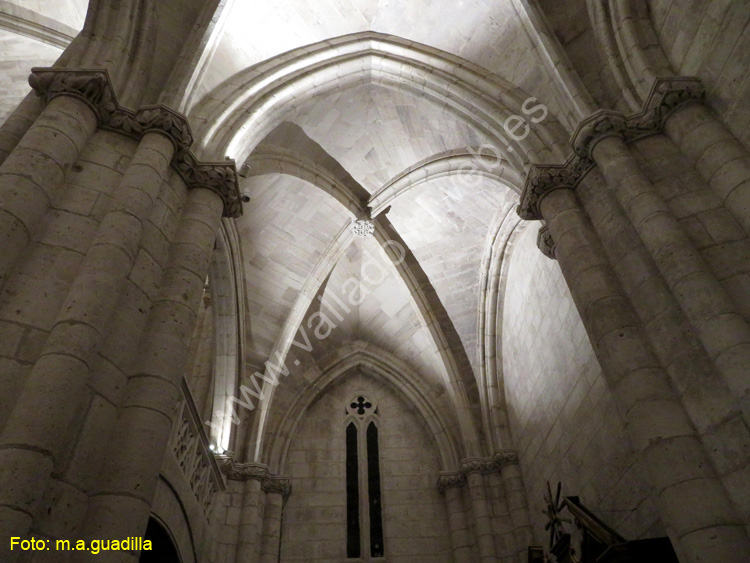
top-left (189, 31), bottom-right (569, 168)
top-left (266, 341), bottom-right (461, 473)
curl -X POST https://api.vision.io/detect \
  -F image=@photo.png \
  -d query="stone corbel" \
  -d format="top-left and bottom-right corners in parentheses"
top-left (217, 457), bottom-right (292, 500)
top-left (28, 67), bottom-right (242, 218)
top-left (216, 458), bottom-right (269, 481)
top-left (261, 476), bottom-right (293, 500)
top-left (537, 225), bottom-right (556, 259)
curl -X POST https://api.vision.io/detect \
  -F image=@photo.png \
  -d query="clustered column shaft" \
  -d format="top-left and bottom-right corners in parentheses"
top-left (74, 187), bottom-right (224, 561)
top-left (591, 135), bottom-right (750, 424)
top-left (0, 95), bottom-right (97, 288)
top-left (538, 185), bottom-right (750, 562)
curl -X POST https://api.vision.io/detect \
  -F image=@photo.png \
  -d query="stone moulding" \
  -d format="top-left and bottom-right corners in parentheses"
top-left (28, 67), bottom-right (242, 218)
top-left (216, 457), bottom-right (293, 500)
top-left (437, 450), bottom-right (520, 493)
top-left (518, 76), bottom-right (705, 221)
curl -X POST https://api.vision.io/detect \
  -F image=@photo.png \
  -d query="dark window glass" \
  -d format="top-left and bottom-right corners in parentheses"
top-left (346, 422), bottom-right (360, 558)
top-left (367, 422), bottom-right (384, 557)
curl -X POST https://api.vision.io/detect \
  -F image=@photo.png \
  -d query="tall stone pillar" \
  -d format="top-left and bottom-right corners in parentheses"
top-left (0, 91), bottom-right (44, 166)
top-left (236, 478), bottom-right (266, 563)
top-left (499, 460), bottom-right (533, 558)
top-left (0, 64), bottom-right (242, 561)
top-left (438, 473), bottom-right (473, 563)
top-left (576, 167), bottom-right (750, 526)
top-left (75, 186), bottom-right (225, 559)
top-left (662, 91), bottom-right (750, 235)
top-left (465, 469), bottom-right (497, 563)
top-left (582, 126), bottom-right (750, 423)
top-left (0, 69), bottom-right (178, 548)
top-left (259, 478), bottom-right (291, 563)
top-left (519, 172), bottom-right (750, 562)
top-left (216, 459), bottom-right (281, 563)
top-left (439, 452), bottom-right (529, 561)
top-left (0, 70), bottom-right (106, 287)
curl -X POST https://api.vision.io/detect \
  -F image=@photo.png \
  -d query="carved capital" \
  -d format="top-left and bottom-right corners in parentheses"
top-left (518, 157), bottom-right (594, 221)
top-left (439, 450), bottom-right (520, 492)
top-left (105, 105), bottom-right (194, 156)
top-left (537, 225), bottom-right (555, 260)
top-left (460, 456), bottom-right (497, 475)
top-left (571, 110), bottom-right (628, 159)
top-left (644, 76), bottom-right (705, 125)
top-left (29, 68), bottom-right (117, 123)
top-left (492, 449), bottom-right (520, 467)
top-left (28, 67), bottom-right (242, 219)
top-left (217, 458), bottom-right (269, 481)
top-left (175, 153), bottom-right (242, 218)
top-left (262, 476), bottom-right (293, 499)
top-left (437, 472), bottom-right (466, 494)
top-left (217, 457), bottom-right (292, 499)
top-left (519, 76), bottom-right (705, 224)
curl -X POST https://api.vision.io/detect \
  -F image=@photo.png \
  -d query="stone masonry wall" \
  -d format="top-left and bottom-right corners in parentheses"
top-left (501, 224), bottom-right (663, 542)
top-left (281, 371), bottom-right (453, 562)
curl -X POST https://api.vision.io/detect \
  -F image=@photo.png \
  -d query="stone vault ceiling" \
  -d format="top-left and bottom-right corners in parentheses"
top-left (234, 73), bottom-right (521, 413)
top-left (1, 0), bottom-right (550, 452)
top-left (198, 0), bottom-right (545, 108)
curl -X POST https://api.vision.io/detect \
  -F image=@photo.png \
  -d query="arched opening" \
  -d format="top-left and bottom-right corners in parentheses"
top-left (140, 517), bottom-right (181, 563)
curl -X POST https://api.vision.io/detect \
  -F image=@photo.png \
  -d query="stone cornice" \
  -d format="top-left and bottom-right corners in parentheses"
top-left (518, 76), bottom-right (705, 221)
top-left (29, 68), bottom-right (242, 218)
top-left (438, 450), bottom-right (520, 493)
top-left (216, 457), bottom-right (292, 499)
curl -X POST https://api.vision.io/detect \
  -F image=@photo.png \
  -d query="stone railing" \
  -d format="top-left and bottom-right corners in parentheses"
top-left (169, 379), bottom-right (226, 522)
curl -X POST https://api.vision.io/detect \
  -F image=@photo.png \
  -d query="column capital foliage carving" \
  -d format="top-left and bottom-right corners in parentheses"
top-left (261, 476), bottom-right (293, 499)
top-left (438, 450), bottom-right (520, 493)
top-left (437, 472), bottom-right (466, 494)
top-left (28, 67), bottom-right (242, 218)
top-left (518, 76), bottom-right (705, 221)
top-left (217, 457), bottom-right (292, 499)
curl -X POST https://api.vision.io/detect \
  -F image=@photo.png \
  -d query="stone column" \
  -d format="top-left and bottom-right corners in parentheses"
top-left (519, 178), bottom-right (750, 561)
top-left (462, 463), bottom-right (497, 563)
top-left (218, 459), bottom-right (274, 563)
top-left (499, 460), bottom-right (533, 558)
top-left (0, 129), bottom-right (179, 545)
top-left (236, 478), bottom-right (266, 563)
top-left (576, 167), bottom-right (750, 525)
top-left (588, 130), bottom-right (750, 423)
top-left (0, 91), bottom-right (44, 166)
top-left (663, 97), bottom-right (750, 235)
top-left (74, 186), bottom-right (225, 560)
top-left (259, 478), bottom-right (291, 563)
top-left (486, 470), bottom-right (512, 558)
top-left (439, 473), bottom-right (472, 563)
top-left (0, 70), bottom-right (108, 287)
